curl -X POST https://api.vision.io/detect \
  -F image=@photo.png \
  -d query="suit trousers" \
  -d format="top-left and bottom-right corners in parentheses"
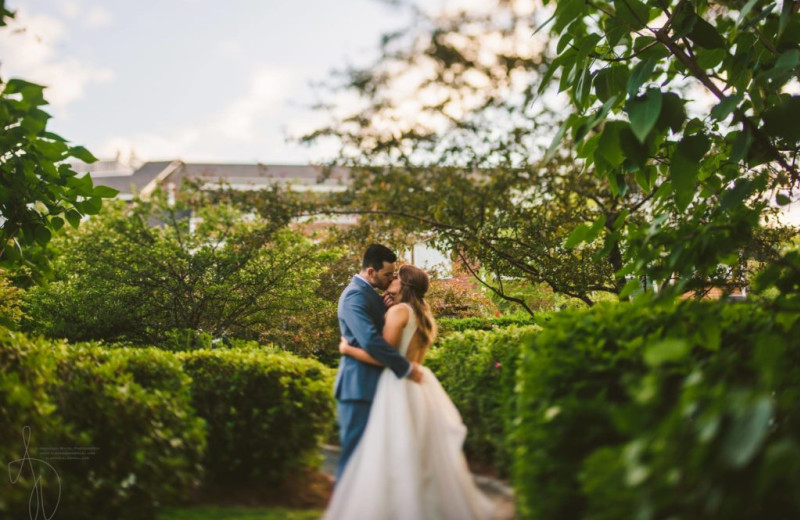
top-left (336, 399), bottom-right (372, 481)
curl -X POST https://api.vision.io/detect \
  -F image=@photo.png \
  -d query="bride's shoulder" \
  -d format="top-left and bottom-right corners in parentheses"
top-left (387, 302), bottom-right (410, 320)
top-left (387, 303), bottom-right (413, 327)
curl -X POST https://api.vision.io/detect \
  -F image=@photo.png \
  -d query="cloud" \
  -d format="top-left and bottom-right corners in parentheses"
top-left (0, 10), bottom-right (113, 114)
top-left (96, 67), bottom-right (298, 161)
top-left (216, 68), bottom-right (293, 141)
top-left (85, 7), bottom-right (113, 28)
top-left (56, 0), bottom-right (112, 27)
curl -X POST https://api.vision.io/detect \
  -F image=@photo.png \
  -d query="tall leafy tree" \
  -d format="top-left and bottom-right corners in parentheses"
top-left (540, 0), bottom-right (800, 296)
top-left (23, 192), bottom-right (339, 352)
top-left (299, 0), bottom-right (795, 306)
top-left (0, 4), bottom-right (117, 281)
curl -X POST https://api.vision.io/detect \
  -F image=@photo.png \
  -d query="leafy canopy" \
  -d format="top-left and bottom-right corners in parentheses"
top-left (542, 0), bottom-right (800, 296)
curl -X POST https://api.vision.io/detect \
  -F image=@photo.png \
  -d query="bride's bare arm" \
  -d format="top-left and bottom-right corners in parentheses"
top-left (339, 339), bottom-right (383, 366)
top-left (339, 305), bottom-right (410, 366)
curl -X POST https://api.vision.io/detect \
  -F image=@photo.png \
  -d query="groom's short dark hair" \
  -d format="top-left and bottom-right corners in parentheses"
top-left (362, 244), bottom-right (397, 271)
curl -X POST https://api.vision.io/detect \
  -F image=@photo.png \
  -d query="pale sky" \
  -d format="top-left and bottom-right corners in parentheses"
top-left (0, 0), bottom-right (481, 164)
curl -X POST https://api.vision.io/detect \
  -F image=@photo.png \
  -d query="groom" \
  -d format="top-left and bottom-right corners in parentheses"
top-left (334, 244), bottom-right (423, 480)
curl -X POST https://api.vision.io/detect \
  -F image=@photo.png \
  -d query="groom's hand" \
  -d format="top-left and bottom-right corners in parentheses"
top-left (382, 292), bottom-right (395, 309)
top-left (407, 362), bottom-right (423, 384)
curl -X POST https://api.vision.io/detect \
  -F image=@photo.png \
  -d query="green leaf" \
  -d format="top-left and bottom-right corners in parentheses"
top-left (33, 138), bottom-right (68, 160)
top-left (82, 197), bottom-right (103, 215)
top-left (32, 224), bottom-right (51, 246)
top-left (670, 134), bottom-right (709, 210)
top-left (65, 209), bottom-right (83, 228)
top-left (721, 179), bottom-right (755, 211)
top-left (688, 17), bottom-right (725, 49)
top-left (574, 67), bottom-right (593, 110)
top-left (644, 338), bottom-right (690, 366)
top-left (585, 215), bottom-right (607, 243)
top-left (594, 65), bottom-right (629, 103)
top-left (757, 50), bottom-right (800, 86)
top-left (655, 92), bottom-right (686, 133)
top-left (564, 215), bottom-right (606, 249)
top-left (710, 94), bottom-right (743, 121)
top-left (627, 89), bottom-right (662, 143)
top-left (679, 132), bottom-right (711, 161)
top-left (619, 127), bottom-right (649, 169)
top-left (67, 174), bottom-right (95, 197)
top-left (670, 158), bottom-right (696, 211)
top-left (93, 185), bottom-right (120, 198)
top-left (565, 223), bottom-right (591, 249)
top-left (544, 115), bottom-right (572, 162)
top-left (722, 397), bottom-right (773, 468)
top-left (39, 131), bottom-right (67, 142)
top-left (729, 129), bottom-right (753, 163)
top-left (69, 146), bottom-right (98, 163)
top-left (6, 78), bottom-right (46, 107)
top-left (603, 16), bottom-right (628, 47)
top-left (553, 0), bottom-right (586, 34)
top-left (695, 47), bottom-right (726, 69)
top-left (627, 57), bottom-right (657, 97)
top-left (49, 216), bottom-right (65, 231)
top-left (596, 121), bottom-right (626, 167)
top-left (776, 193), bottom-right (791, 206)
top-left (762, 96), bottom-right (800, 143)
top-left (614, 0), bottom-right (649, 31)
top-left (618, 278), bottom-right (640, 299)
top-left (779, 0), bottom-right (793, 38)
top-left (736, 0), bottom-right (759, 27)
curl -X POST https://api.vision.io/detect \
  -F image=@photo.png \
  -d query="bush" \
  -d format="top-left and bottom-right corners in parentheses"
top-left (51, 344), bottom-right (207, 520)
top-left (513, 299), bottom-right (800, 520)
top-left (426, 325), bottom-right (539, 475)
top-left (0, 269), bottom-right (26, 328)
top-left (22, 197), bottom-right (338, 349)
top-left (437, 313), bottom-right (543, 336)
top-left (0, 333), bottom-right (207, 520)
top-left (0, 328), bottom-right (61, 518)
top-left (177, 348), bottom-right (335, 489)
top-left (427, 276), bottom-right (499, 318)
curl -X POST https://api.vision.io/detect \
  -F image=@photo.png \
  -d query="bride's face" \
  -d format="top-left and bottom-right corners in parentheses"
top-left (386, 278), bottom-right (401, 299)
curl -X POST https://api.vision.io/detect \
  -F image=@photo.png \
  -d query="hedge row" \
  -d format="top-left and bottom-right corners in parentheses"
top-left (436, 313), bottom-right (542, 336)
top-left (513, 300), bottom-right (800, 520)
top-left (0, 330), bottom-right (335, 520)
top-left (178, 348), bottom-right (334, 487)
top-left (426, 325), bottom-right (539, 475)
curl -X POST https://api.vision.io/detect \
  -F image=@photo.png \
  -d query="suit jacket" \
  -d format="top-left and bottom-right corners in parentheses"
top-left (334, 275), bottom-right (411, 401)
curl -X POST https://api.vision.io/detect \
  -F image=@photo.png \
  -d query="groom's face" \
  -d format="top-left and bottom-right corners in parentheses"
top-left (370, 261), bottom-right (397, 291)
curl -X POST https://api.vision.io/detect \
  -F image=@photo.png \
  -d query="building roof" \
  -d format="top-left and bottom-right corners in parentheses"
top-left (91, 161), bottom-right (174, 197)
top-left (90, 161), bottom-right (351, 197)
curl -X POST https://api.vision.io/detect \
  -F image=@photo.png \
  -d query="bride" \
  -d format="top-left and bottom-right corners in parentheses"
top-left (323, 264), bottom-right (495, 520)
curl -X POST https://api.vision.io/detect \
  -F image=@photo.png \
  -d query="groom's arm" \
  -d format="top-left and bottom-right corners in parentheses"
top-left (341, 291), bottom-right (411, 379)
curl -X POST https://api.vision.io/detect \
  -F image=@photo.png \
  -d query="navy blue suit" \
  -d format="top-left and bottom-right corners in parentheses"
top-left (334, 275), bottom-right (411, 480)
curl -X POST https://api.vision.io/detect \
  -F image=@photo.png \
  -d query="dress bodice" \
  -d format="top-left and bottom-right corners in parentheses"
top-left (398, 303), bottom-right (418, 359)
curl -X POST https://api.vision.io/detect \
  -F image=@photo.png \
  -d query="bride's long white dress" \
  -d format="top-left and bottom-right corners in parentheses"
top-left (324, 303), bottom-right (495, 520)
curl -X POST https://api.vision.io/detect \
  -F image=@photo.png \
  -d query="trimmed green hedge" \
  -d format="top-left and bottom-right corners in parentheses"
top-left (0, 328), bottom-right (61, 518)
top-left (177, 348), bottom-right (335, 488)
top-left (437, 314), bottom-right (542, 336)
top-left (51, 344), bottom-right (207, 520)
top-left (513, 299), bottom-right (800, 520)
top-left (426, 325), bottom-right (539, 475)
top-left (1, 330), bottom-right (336, 519)
top-left (0, 333), bottom-right (206, 520)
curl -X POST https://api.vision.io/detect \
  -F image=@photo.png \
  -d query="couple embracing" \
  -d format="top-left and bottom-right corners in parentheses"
top-left (323, 244), bottom-right (495, 520)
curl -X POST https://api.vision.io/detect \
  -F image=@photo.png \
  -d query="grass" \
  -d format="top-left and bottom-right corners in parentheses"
top-left (157, 506), bottom-right (322, 520)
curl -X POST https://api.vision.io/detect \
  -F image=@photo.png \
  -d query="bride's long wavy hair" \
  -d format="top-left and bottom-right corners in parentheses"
top-left (396, 265), bottom-right (437, 355)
